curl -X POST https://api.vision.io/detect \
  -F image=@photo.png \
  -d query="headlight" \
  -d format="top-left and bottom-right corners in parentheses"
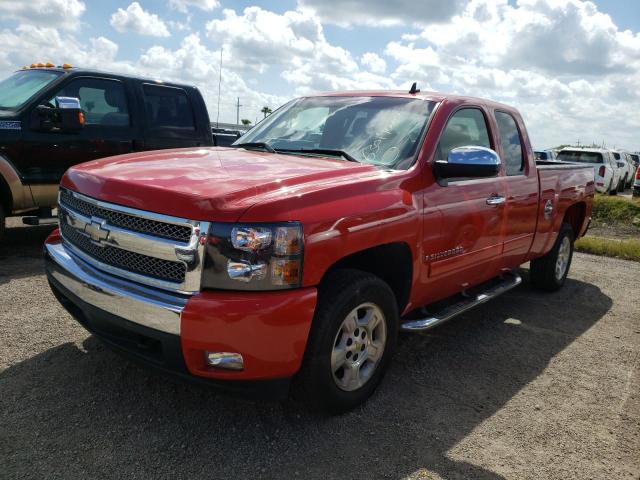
top-left (202, 222), bottom-right (303, 290)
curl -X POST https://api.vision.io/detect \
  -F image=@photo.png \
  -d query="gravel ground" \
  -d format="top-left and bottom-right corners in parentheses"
top-left (1, 218), bottom-right (639, 480)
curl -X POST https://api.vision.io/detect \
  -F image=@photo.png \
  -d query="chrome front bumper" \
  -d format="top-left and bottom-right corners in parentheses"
top-left (45, 241), bottom-right (188, 335)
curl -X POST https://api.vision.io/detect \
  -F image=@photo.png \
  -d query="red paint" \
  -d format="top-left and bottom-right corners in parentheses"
top-left (46, 228), bottom-right (62, 244)
top-left (55, 91), bottom-right (594, 382)
top-left (181, 288), bottom-right (317, 380)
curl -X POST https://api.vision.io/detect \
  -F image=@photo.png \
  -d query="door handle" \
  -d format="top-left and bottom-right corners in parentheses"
top-left (486, 195), bottom-right (506, 206)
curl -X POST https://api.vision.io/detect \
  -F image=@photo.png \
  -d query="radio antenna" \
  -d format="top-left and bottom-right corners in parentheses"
top-left (216, 46), bottom-right (223, 128)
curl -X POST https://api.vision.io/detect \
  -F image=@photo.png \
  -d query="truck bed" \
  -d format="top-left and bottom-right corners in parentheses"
top-left (528, 161), bottom-right (595, 260)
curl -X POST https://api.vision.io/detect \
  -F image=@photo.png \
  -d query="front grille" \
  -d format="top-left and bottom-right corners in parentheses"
top-left (60, 222), bottom-right (186, 283)
top-left (59, 189), bottom-right (193, 243)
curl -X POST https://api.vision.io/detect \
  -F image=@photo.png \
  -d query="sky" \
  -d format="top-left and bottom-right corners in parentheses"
top-left (0, 0), bottom-right (638, 150)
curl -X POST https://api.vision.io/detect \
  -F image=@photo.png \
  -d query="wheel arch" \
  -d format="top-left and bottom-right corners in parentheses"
top-left (563, 201), bottom-right (587, 238)
top-left (0, 173), bottom-right (12, 214)
top-left (319, 242), bottom-right (413, 313)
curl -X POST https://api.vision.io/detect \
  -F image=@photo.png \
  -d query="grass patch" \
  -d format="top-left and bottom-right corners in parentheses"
top-left (575, 236), bottom-right (640, 262)
top-left (592, 194), bottom-right (640, 227)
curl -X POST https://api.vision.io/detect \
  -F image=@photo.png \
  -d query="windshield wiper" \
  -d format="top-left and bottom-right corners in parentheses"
top-left (233, 142), bottom-right (276, 153)
top-left (276, 148), bottom-right (358, 163)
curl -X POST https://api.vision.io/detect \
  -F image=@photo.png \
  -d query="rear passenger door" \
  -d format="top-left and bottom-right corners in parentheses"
top-left (141, 84), bottom-right (203, 150)
top-left (23, 77), bottom-right (137, 183)
top-left (494, 110), bottom-right (539, 268)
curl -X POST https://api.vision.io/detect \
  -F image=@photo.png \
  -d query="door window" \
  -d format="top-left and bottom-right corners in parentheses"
top-left (49, 78), bottom-right (130, 127)
top-left (142, 84), bottom-right (195, 130)
top-left (495, 111), bottom-right (524, 176)
top-left (436, 108), bottom-right (491, 161)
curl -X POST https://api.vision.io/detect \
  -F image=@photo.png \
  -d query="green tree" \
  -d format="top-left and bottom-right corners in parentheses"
top-left (261, 106), bottom-right (272, 118)
top-left (241, 118), bottom-right (252, 126)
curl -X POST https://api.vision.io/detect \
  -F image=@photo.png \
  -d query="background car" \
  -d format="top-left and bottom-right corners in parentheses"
top-left (534, 149), bottom-right (558, 161)
top-left (557, 147), bottom-right (622, 194)
top-left (611, 151), bottom-right (632, 191)
top-left (621, 152), bottom-right (637, 189)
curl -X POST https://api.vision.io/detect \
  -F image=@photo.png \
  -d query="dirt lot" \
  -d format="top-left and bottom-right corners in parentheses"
top-left (1, 218), bottom-right (639, 480)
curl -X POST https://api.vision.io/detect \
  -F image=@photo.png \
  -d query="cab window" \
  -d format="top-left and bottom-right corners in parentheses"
top-left (436, 108), bottom-right (491, 161)
top-left (142, 84), bottom-right (195, 130)
top-left (49, 78), bottom-right (130, 127)
top-left (495, 111), bottom-right (524, 176)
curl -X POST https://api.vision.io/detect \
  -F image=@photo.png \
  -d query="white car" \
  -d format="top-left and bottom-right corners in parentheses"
top-left (622, 152), bottom-right (637, 189)
top-left (534, 149), bottom-right (558, 161)
top-left (612, 151), bottom-right (634, 190)
top-left (557, 147), bottom-right (622, 194)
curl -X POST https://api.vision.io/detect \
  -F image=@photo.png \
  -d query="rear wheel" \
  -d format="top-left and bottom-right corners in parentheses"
top-left (608, 179), bottom-right (617, 195)
top-left (530, 223), bottom-right (574, 292)
top-left (293, 269), bottom-right (398, 413)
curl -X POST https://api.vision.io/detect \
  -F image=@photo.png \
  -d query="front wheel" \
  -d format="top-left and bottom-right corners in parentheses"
top-left (530, 223), bottom-right (574, 291)
top-left (293, 269), bottom-right (398, 413)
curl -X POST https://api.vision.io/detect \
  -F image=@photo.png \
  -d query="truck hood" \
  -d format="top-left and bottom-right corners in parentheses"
top-left (61, 147), bottom-right (379, 221)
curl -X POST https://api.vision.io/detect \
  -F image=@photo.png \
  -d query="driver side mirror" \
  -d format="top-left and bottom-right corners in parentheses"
top-left (31, 96), bottom-right (84, 133)
top-left (434, 146), bottom-right (501, 181)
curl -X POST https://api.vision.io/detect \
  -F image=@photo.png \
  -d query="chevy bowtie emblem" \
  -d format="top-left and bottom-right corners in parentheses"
top-left (84, 219), bottom-right (110, 244)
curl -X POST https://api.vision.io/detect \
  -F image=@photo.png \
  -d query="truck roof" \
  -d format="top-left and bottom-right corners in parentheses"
top-left (16, 66), bottom-right (198, 91)
top-left (313, 90), bottom-right (518, 111)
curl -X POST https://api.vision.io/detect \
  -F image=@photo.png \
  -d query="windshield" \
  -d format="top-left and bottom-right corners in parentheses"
top-left (0, 70), bottom-right (62, 110)
top-left (557, 150), bottom-right (603, 164)
top-left (236, 96), bottom-right (437, 169)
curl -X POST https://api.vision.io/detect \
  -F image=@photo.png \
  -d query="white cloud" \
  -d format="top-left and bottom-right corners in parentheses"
top-left (296, 0), bottom-right (468, 26)
top-left (360, 52), bottom-right (386, 73)
top-left (205, 6), bottom-right (373, 95)
top-left (206, 8), bottom-right (320, 73)
top-left (169, 0), bottom-right (219, 13)
top-left (0, 24), bottom-right (125, 72)
top-left (0, 0), bottom-right (85, 30)
top-left (383, 0), bottom-right (640, 149)
top-left (110, 2), bottom-right (170, 38)
top-left (416, 0), bottom-right (640, 75)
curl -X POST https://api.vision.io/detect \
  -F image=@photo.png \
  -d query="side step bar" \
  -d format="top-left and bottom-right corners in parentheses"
top-left (400, 271), bottom-right (522, 332)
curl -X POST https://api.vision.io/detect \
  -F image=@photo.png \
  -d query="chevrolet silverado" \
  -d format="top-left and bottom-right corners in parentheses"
top-left (44, 89), bottom-right (595, 412)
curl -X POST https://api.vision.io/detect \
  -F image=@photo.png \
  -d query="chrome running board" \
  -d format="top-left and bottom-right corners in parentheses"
top-left (400, 271), bottom-right (522, 332)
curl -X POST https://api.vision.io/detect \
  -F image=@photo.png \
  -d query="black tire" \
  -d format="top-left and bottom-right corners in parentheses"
top-left (530, 223), bottom-right (574, 292)
top-left (609, 179), bottom-right (617, 195)
top-left (293, 269), bottom-right (398, 413)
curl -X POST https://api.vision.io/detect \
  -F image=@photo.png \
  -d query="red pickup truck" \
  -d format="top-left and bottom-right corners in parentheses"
top-left (44, 90), bottom-right (594, 412)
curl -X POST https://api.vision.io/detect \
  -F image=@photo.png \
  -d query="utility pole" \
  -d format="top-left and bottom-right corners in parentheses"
top-left (236, 97), bottom-right (242, 125)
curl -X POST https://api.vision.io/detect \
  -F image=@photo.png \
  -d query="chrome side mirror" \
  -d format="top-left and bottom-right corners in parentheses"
top-left (55, 96), bottom-right (81, 109)
top-left (435, 146), bottom-right (501, 180)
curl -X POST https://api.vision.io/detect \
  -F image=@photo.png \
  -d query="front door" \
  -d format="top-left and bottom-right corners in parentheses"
top-left (422, 107), bottom-right (506, 302)
top-left (22, 76), bottom-right (137, 184)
